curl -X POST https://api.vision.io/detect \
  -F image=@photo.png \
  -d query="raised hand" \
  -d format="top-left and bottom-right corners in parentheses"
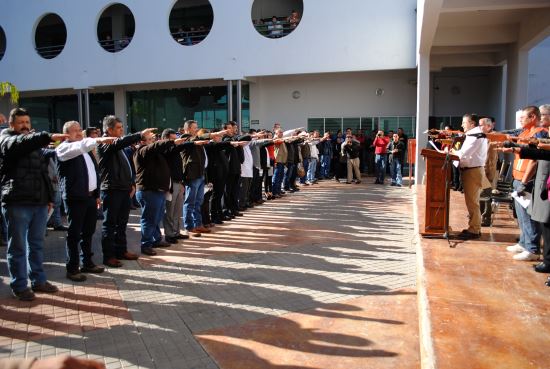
top-left (193, 140), bottom-right (210, 146)
top-left (140, 128), bottom-right (157, 139)
top-left (51, 134), bottom-right (70, 142)
top-left (174, 137), bottom-right (189, 145)
top-left (96, 137), bottom-right (116, 145)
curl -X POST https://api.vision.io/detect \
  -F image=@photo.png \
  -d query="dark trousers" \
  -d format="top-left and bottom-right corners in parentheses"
top-left (284, 163), bottom-right (296, 190)
top-left (225, 173), bottom-right (240, 214)
top-left (264, 170), bottom-right (272, 194)
top-left (211, 176), bottom-right (225, 221)
top-left (251, 167), bottom-right (263, 202)
top-left (65, 197), bottom-right (98, 273)
top-left (201, 189), bottom-right (213, 225)
top-left (101, 190), bottom-right (131, 261)
top-left (540, 222), bottom-right (550, 264)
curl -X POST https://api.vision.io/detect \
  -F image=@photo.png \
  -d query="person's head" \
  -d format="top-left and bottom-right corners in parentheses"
top-left (63, 121), bottom-right (83, 142)
top-left (161, 128), bottom-right (177, 140)
top-left (142, 134), bottom-right (155, 145)
top-left (519, 106), bottom-right (540, 129)
top-left (8, 108), bottom-right (31, 134)
top-left (461, 114), bottom-right (478, 132)
top-left (275, 128), bottom-right (283, 138)
top-left (223, 121), bottom-right (237, 136)
top-left (183, 120), bottom-right (198, 135)
top-left (266, 131), bottom-right (273, 139)
top-left (479, 117), bottom-right (494, 134)
top-left (444, 125), bottom-right (451, 131)
top-left (345, 127), bottom-right (352, 135)
top-left (539, 104), bottom-right (550, 128)
top-left (397, 127), bottom-right (405, 136)
top-left (103, 115), bottom-right (124, 137)
top-left (377, 130), bottom-right (384, 137)
top-left (273, 122), bottom-right (281, 131)
top-left (312, 130), bottom-right (319, 138)
top-left (85, 127), bottom-right (99, 138)
top-left (393, 133), bottom-right (399, 142)
top-left (248, 129), bottom-right (256, 135)
top-left (272, 16), bottom-right (277, 22)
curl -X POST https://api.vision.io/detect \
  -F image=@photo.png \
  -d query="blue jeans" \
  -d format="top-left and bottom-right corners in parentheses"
top-left (136, 190), bottom-right (165, 249)
top-left (375, 154), bottom-right (387, 182)
top-left (184, 177), bottom-right (205, 230)
top-left (513, 180), bottom-right (540, 253)
top-left (2, 205), bottom-right (48, 292)
top-left (390, 158), bottom-right (403, 186)
top-left (320, 155), bottom-right (331, 178)
top-left (272, 163), bottom-right (285, 195)
top-left (307, 158), bottom-right (318, 182)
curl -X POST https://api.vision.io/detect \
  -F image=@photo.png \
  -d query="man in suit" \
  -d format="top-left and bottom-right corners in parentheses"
top-left (97, 115), bottom-right (156, 267)
top-left (56, 121), bottom-right (115, 282)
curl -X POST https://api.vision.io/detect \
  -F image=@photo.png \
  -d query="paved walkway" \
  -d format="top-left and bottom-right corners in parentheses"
top-left (0, 180), bottom-right (418, 369)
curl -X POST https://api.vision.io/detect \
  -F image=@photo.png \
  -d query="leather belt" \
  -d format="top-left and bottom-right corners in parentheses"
top-left (460, 166), bottom-right (481, 171)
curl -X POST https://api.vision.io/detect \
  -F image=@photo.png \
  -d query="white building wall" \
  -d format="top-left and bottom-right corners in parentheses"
top-left (250, 70), bottom-right (418, 129)
top-left (0, 0), bottom-right (416, 92)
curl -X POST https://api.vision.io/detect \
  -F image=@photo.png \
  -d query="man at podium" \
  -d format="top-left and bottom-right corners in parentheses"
top-left (451, 114), bottom-right (488, 240)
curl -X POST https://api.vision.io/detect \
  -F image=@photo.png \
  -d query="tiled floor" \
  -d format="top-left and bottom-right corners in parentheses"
top-left (0, 179), bottom-right (418, 368)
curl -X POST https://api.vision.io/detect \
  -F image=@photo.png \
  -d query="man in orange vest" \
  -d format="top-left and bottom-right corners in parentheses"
top-left (505, 106), bottom-right (547, 261)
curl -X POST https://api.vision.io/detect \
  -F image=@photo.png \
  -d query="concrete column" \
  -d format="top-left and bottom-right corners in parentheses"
top-left (505, 43), bottom-right (528, 130)
top-left (415, 53), bottom-right (430, 183)
top-left (114, 88), bottom-right (127, 132)
top-left (227, 80), bottom-right (233, 122)
top-left (84, 89), bottom-right (90, 129)
top-left (77, 90), bottom-right (83, 125)
top-left (236, 80), bottom-right (242, 133)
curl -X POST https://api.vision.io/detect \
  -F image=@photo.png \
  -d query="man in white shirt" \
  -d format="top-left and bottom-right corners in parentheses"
top-left (451, 114), bottom-right (488, 239)
top-left (56, 121), bottom-right (114, 281)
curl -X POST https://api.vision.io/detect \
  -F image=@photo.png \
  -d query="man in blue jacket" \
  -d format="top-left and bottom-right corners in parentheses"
top-left (0, 108), bottom-right (68, 300)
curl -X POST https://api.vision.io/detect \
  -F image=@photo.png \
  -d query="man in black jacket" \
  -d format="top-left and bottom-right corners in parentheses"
top-left (97, 115), bottom-right (156, 268)
top-left (388, 133), bottom-right (405, 187)
top-left (56, 121), bottom-right (114, 282)
top-left (342, 135), bottom-right (362, 184)
top-left (222, 121), bottom-right (245, 218)
top-left (134, 133), bottom-right (196, 255)
top-left (0, 108), bottom-right (68, 300)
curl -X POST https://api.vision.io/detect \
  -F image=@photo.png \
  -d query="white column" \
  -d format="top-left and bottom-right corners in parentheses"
top-left (236, 80), bottom-right (242, 132)
top-left (505, 43), bottom-right (528, 130)
top-left (415, 53), bottom-right (430, 183)
top-left (114, 88), bottom-right (127, 132)
top-left (227, 80), bottom-right (233, 122)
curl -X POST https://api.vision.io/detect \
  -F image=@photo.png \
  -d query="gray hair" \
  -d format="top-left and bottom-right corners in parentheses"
top-left (540, 104), bottom-right (550, 113)
top-left (183, 120), bottom-right (197, 131)
top-left (102, 115), bottom-right (121, 133)
top-left (62, 120), bottom-right (81, 134)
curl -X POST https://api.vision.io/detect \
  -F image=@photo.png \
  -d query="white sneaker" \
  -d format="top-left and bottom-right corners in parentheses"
top-left (506, 244), bottom-right (525, 253)
top-left (512, 250), bottom-right (539, 261)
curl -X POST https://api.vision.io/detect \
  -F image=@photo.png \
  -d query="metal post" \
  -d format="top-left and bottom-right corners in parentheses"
top-left (77, 90), bottom-right (83, 125)
top-left (227, 80), bottom-right (233, 123)
top-left (236, 80), bottom-right (242, 133)
top-left (84, 89), bottom-right (90, 129)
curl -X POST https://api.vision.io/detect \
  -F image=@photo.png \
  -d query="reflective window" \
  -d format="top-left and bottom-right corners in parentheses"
top-left (97, 4), bottom-right (135, 53)
top-left (127, 86), bottom-right (249, 133)
top-left (18, 93), bottom-right (114, 133)
top-left (308, 116), bottom-right (416, 138)
top-left (251, 0), bottom-right (303, 39)
top-left (169, 0), bottom-right (213, 46)
top-left (35, 14), bottom-right (67, 59)
top-left (343, 118), bottom-right (360, 133)
top-left (0, 26), bottom-right (6, 60)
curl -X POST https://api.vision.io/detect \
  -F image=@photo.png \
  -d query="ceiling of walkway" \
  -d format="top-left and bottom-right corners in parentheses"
top-left (427, 0), bottom-right (550, 70)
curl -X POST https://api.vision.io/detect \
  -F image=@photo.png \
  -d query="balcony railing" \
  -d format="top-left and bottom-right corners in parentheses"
top-left (254, 20), bottom-right (300, 38)
top-left (170, 28), bottom-right (210, 45)
top-left (35, 44), bottom-right (65, 59)
top-left (98, 37), bottom-right (132, 52)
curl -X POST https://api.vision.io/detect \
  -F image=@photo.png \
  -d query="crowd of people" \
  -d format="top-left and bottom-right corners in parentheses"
top-left (253, 10), bottom-right (301, 38)
top-left (0, 107), bottom-right (410, 301)
top-left (433, 105), bottom-right (550, 285)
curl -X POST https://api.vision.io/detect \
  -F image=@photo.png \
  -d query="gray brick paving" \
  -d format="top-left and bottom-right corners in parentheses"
top-left (1, 183), bottom-right (415, 368)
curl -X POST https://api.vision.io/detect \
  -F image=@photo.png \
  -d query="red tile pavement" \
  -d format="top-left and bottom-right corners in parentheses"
top-left (0, 282), bottom-right (132, 342)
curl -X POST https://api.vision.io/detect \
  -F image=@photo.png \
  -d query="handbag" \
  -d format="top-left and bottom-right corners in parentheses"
top-left (297, 163), bottom-right (306, 177)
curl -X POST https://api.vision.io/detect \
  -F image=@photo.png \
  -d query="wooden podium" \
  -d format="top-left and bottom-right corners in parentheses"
top-left (421, 149), bottom-right (458, 236)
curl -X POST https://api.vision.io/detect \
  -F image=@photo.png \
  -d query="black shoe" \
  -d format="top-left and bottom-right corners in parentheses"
top-left (212, 219), bottom-right (224, 225)
top-left (66, 272), bottom-right (87, 282)
top-left (153, 240), bottom-right (171, 248)
top-left (457, 229), bottom-right (481, 240)
top-left (176, 233), bottom-right (190, 240)
top-left (291, 187), bottom-right (300, 191)
top-left (12, 288), bottom-right (35, 301)
top-left (53, 225), bottom-right (69, 231)
top-left (234, 212), bottom-right (244, 216)
top-left (533, 262), bottom-right (550, 273)
top-left (80, 264), bottom-right (105, 274)
top-left (141, 247), bottom-right (157, 256)
top-left (32, 281), bottom-right (59, 293)
top-left (164, 237), bottom-right (178, 244)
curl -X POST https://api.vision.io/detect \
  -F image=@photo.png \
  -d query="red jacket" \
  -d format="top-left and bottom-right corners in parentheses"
top-left (373, 136), bottom-right (390, 154)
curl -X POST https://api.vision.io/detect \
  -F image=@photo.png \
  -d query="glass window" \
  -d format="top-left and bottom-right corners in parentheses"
top-left (97, 4), bottom-right (135, 53)
top-left (251, 0), bottom-right (303, 39)
top-left (325, 118), bottom-right (342, 136)
top-left (380, 117), bottom-right (399, 135)
top-left (307, 118), bottom-right (324, 132)
top-left (0, 25), bottom-right (6, 61)
top-left (35, 13), bottom-right (67, 59)
top-left (343, 118), bottom-right (360, 134)
top-left (397, 117), bottom-right (416, 138)
top-left (360, 117), bottom-right (373, 132)
top-left (169, 0), bottom-right (214, 46)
